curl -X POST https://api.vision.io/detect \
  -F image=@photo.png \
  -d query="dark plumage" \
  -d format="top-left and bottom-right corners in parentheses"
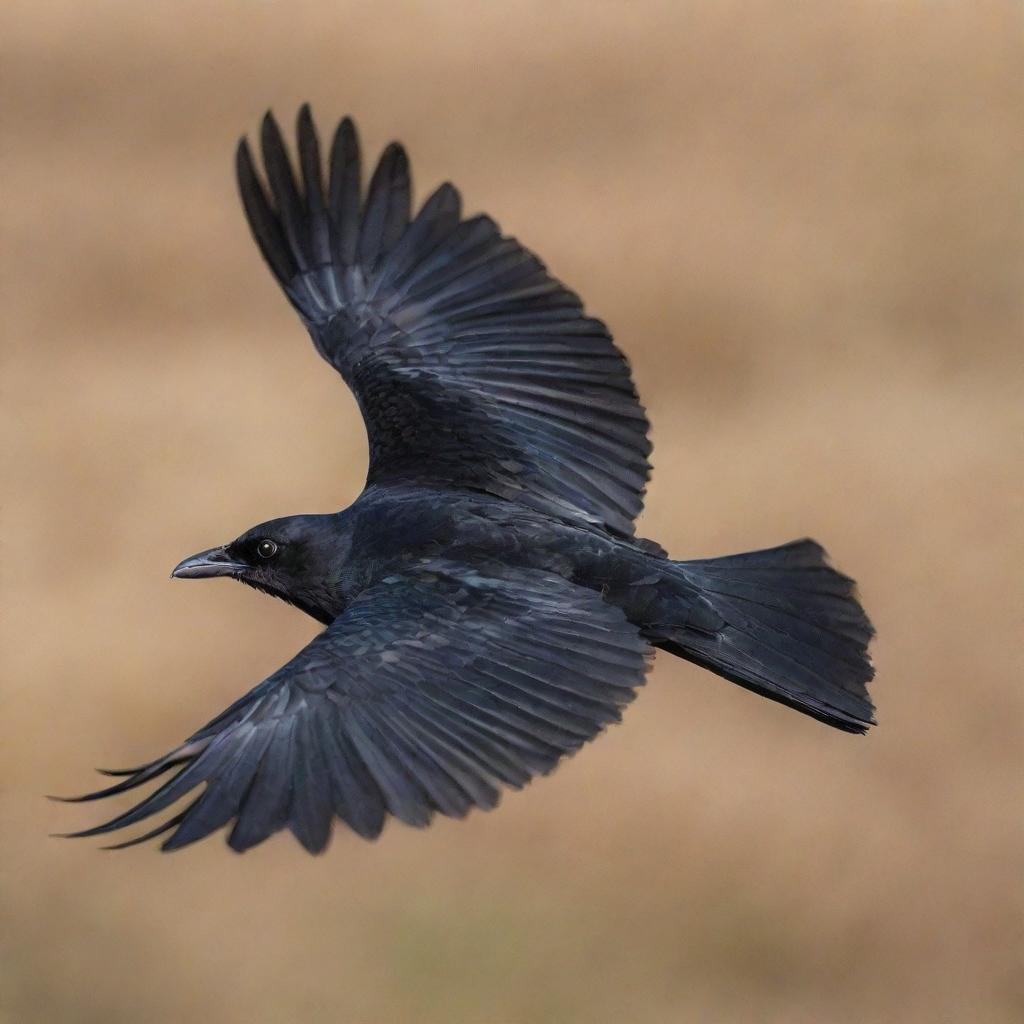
top-left (59, 108), bottom-right (875, 853)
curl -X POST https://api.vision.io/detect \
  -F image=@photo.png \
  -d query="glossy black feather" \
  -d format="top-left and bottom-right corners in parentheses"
top-left (328, 117), bottom-right (361, 272)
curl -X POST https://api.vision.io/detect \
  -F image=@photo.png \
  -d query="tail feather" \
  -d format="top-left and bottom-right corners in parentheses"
top-left (669, 540), bottom-right (876, 733)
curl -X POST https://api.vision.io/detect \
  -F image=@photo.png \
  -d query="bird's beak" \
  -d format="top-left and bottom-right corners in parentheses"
top-left (171, 546), bottom-right (246, 579)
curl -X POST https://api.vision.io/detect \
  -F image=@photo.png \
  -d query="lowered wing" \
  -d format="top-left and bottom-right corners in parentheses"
top-left (60, 562), bottom-right (651, 852)
top-left (237, 107), bottom-right (652, 537)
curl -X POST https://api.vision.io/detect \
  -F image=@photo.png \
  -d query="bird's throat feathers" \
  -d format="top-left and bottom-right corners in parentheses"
top-left (237, 576), bottom-right (337, 625)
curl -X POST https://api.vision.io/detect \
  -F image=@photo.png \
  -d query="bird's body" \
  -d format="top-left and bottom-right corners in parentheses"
top-left (62, 108), bottom-right (875, 853)
top-left (225, 487), bottom-right (672, 626)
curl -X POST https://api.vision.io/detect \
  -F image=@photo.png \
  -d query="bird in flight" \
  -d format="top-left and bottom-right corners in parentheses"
top-left (60, 107), bottom-right (875, 853)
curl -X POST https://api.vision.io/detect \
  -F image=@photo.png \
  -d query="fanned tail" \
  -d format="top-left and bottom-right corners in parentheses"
top-left (666, 539), bottom-right (876, 733)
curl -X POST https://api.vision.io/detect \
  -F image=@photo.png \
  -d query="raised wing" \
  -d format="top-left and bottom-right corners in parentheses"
top-left (236, 107), bottom-right (652, 537)
top-left (60, 563), bottom-right (651, 852)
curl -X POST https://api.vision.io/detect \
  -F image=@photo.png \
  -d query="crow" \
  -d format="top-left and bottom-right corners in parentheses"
top-left (59, 107), bottom-right (875, 853)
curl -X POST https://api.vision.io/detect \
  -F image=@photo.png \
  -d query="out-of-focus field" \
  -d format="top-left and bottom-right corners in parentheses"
top-left (3, 2), bottom-right (1021, 1022)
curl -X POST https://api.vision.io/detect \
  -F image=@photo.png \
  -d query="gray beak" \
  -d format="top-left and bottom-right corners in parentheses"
top-left (171, 546), bottom-right (246, 579)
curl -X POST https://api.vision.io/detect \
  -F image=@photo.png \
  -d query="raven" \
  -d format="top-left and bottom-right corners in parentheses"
top-left (60, 108), bottom-right (875, 853)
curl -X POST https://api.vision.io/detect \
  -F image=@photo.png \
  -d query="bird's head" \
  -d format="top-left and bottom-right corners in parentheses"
top-left (171, 514), bottom-right (347, 624)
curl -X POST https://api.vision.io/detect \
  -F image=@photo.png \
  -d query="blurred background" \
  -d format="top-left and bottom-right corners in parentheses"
top-left (3, 2), bottom-right (1022, 1021)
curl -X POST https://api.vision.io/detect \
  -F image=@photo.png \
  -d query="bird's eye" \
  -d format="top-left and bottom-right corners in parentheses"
top-left (256, 539), bottom-right (278, 559)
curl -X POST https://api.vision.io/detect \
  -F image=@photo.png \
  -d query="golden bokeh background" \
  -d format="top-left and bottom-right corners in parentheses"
top-left (3, 2), bottom-right (1021, 1021)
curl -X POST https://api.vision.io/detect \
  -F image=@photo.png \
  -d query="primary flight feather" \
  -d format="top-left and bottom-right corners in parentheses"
top-left (60, 107), bottom-right (875, 853)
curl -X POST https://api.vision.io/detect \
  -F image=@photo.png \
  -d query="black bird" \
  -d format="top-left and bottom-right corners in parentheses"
top-left (60, 108), bottom-right (875, 853)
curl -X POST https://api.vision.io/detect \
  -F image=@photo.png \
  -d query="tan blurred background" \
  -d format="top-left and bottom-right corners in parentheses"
top-left (3, 2), bottom-right (1022, 1021)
